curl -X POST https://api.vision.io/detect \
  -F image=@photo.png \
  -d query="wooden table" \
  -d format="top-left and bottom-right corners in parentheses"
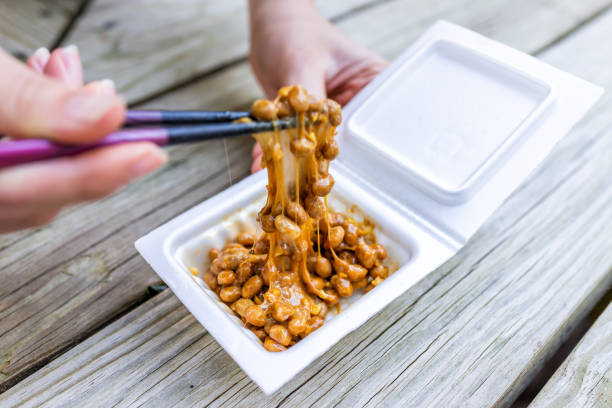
top-left (1, 1), bottom-right (611, 407)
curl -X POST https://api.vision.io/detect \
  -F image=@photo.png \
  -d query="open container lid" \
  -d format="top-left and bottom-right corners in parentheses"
top-left (334, 21), bottom-right (603, 249)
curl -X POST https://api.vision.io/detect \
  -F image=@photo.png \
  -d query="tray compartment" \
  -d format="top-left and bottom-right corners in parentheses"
top-left (138, 170), bottom-right (453, 394)
top-left (173, 181), bottom-right (413, 350)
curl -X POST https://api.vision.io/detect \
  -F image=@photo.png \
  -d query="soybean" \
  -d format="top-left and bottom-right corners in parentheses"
top-left (242, 275), bottom-right (263, 299)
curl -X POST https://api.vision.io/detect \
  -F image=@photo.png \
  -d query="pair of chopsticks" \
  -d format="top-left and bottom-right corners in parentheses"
top-left (0, 110), bottom-right (295, 168)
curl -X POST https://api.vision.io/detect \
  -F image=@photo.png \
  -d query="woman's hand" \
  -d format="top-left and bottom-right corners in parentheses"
top-left (248, 0), bottom-right (387, 172)
top-left (0, 47), bottom-right (167, 233)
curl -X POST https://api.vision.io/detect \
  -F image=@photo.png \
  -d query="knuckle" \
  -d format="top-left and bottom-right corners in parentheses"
top-left (7, 77), bottom-right (41, 127)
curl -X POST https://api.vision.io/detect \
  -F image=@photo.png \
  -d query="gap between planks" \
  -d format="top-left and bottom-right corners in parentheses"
top-left (529, 291), bottom-right (612, 407)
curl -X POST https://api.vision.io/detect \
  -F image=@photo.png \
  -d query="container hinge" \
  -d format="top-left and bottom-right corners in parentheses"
top-left (332, 161), bottom-right (464, 252)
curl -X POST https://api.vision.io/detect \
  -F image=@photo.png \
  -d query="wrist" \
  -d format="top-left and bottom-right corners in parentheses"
top-left (248, 1), bottom-right (332, 97)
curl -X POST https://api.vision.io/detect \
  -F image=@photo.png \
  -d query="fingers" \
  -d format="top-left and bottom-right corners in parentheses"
top-left (0, 143), bottom-right (167, 208)
top-left (251, 142), bottom-right (263, 173)
top-left (290, 67), bottom-right (326, 100)
top-left (43, 46), bottom-right (83, 89)
top-left (327, 58), bottom-right (387, 106)
top-left (329, 74), bottom-right (373, 106)
top-left (252, 142), bottom-right (262, 158)
top-left (27, 47), bottom-right (50, 74)
top-left (266, 58), bottom-right (327, 100)
top-left (28, 46), bottom-right (85, 89)
top-left (0, 49), bottom-right (125, 143)
top-left (251, 158), bottom-right (262, 173)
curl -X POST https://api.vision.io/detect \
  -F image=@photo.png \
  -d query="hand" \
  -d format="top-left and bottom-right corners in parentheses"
top-left (248, 0), bottom-right (387, 172)
top-left (0, 46), bottom-right (167, 233)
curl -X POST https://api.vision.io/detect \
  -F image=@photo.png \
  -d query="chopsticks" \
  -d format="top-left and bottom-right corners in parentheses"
top-left (124, 110), bottom-right (251, 125)
top-left (0, 110), bottom-right (294, 168)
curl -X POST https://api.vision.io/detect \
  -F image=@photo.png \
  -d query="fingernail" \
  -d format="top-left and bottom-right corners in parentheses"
top-left (86, 79), bottom-right (116, 95)
top-left (33, 47), bottom-right (50, 60)
top-left (99, 79), bottom-right (115, 93)
top-left (62, 44), bottom-right (79, 57)
top-left (64, 90), bottom-right (123, 123)
top-left (31, 47), bottom-right (50, 70)
top-left (60, 45), bottom-right (81, 87)
top-left (129, 149), bottom-right (167, 179)
top-left (49, 49), bottom-right (69, 77)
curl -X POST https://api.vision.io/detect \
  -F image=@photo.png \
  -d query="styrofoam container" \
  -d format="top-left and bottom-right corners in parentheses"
top-left (135, 21), bottom-right (603, 394)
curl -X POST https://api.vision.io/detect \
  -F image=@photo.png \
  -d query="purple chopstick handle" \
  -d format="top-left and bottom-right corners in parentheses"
top-left (124, 110), bottom-right (163, 125)
top-left (0, 128), bottom-right (169, 168)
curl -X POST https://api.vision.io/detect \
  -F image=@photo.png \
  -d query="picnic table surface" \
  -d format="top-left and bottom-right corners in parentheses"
top-left (1, 1), bottom-right (611, 407)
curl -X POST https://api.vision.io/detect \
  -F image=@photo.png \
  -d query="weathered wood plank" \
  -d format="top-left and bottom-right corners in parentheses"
top-left (0, 0), bottom-right (89, 244)
top-left (0, 137), bottom-right (251, 392)
top-left (0, 0), bottom-right (87, 247)
top-left (339, 0), bottom-right (612, 59)
top-left (529, 301), bottom-right (612, 408)
top-left (2, 0), bottom-right (606, 247)
top-left (139, 0), bottom-right (612, 111)
top-left (1, 0), bottom-right (611, 396)
top-left (64, 0), bottom-right (612, 105)
top-left (0, 0), bottom-right (377, 390)
top-left (60, 0), bottom-right (381, 103)
top-left (0, 0), bottom-right (85, 58)
top-left (0, 0), bottom-right (77, 245)
top-left (2, 6), bottom-right (612, 407)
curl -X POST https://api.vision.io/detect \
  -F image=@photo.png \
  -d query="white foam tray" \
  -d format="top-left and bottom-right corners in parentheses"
top-left (136, 21), bottom-right (603, 394)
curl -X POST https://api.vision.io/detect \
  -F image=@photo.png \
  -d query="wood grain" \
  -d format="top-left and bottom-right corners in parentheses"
top-left (2, 5), bottom-right (612, 406)
top-left (62, 0), bottom-right (612, 105)
top-left (0, 0), bottom-right (85, 58)
top-left (139, 0), bottom-right (612, 112)
top-left (0, 137), bottom-right (251, 391)
top-left (337, 0), bottom-right (612, 59)
top-left (59, 0), bottom-right (381, 103)
top-left (1, 0), bottom-right (610, 395)
top-left (529, 302), bottom-right (612, 407)
top-left (0, 0), bottom-right (377, 390)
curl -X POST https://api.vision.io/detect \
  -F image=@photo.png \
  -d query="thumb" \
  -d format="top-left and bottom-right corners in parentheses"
top-left (0, 49), bottom-right (125, 144)
top-left (281, 64), bottom-right (326, 100)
